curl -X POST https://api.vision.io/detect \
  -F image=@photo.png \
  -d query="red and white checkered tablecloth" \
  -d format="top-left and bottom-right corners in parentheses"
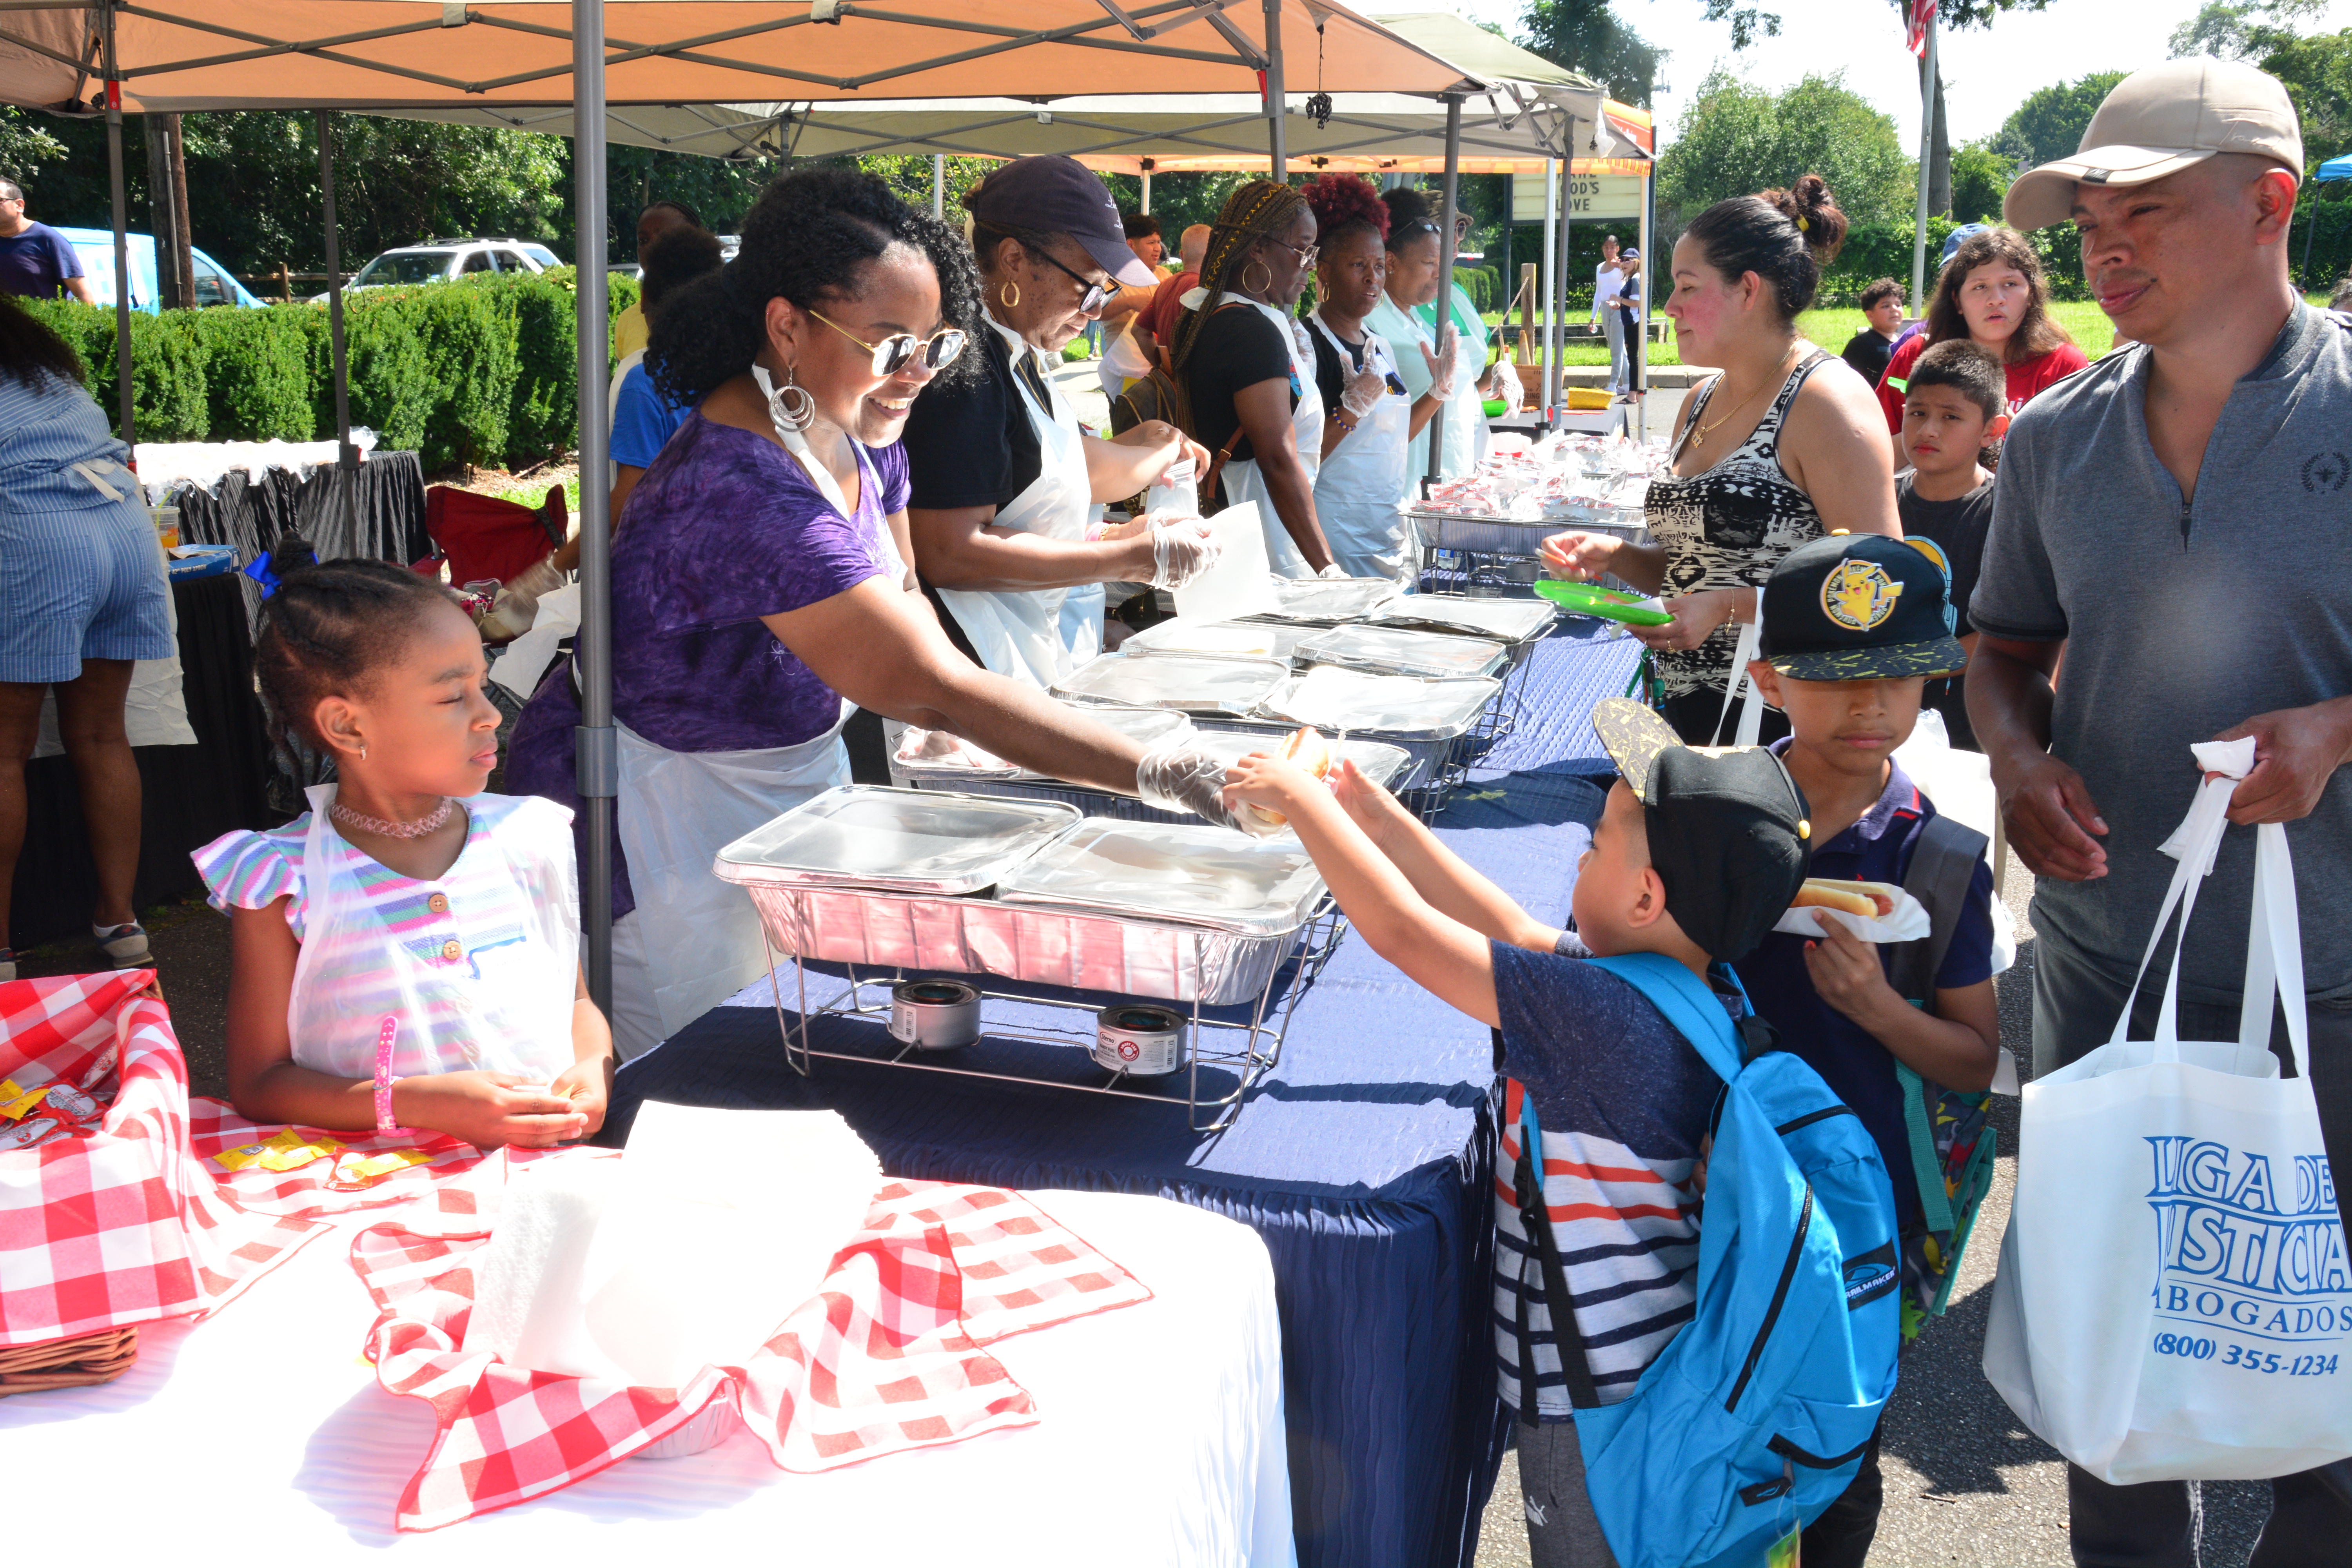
top-left (188, 1097), bottom-right (571, 1230)
top-left (352, 1168), bottom-right (1154, 1532)
top-left (0, 974), bottom-right (326, 1347)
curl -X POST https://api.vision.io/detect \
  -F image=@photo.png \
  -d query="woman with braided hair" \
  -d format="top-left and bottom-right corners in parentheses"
top-left (506, 166), bottom-right (1254, 1055)
top-left (1299, 173), bottom-right (1448, 582)
top-left (1170, 178), bottom-right (1336, 577)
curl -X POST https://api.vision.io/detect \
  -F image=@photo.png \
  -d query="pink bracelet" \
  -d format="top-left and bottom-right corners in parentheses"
top-left (373, 1016), bottom-right (407, 1135)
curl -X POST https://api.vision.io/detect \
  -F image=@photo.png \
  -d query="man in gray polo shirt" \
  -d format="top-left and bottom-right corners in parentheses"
top-left (1972, 57), bottom-right (2352, 1567)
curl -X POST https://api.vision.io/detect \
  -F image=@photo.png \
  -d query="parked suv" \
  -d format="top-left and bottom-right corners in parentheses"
top-left (312, 238), bottom-right (549, 301)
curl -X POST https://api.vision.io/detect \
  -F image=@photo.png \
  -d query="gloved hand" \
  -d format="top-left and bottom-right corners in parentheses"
top-left (1147, 519), bottom-right (1221, 591)
top-left (1421, 335), bottom-right (1459, 401)
top-left (1136, 737), bottom-right (1281, 837)
top-left (1317, 562), bottom-right (1352, 580)
top-left (1339, 365), bottom-right (1386, 421)
top-left (1486, 361), bottom-right (1523, 411)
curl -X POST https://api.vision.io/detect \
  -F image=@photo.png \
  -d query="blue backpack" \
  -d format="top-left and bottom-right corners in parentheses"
top-left (1512, 953), bottom-right (1901, 1568)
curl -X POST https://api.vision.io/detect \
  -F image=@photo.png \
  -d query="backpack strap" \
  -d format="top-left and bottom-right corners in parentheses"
top-left (1884, 813), bottom-right (1987, 1008)
top-left (1511, 1082), bottom-right (1604, 1414)
top-left (1896, 1062), bottom-right (1955, 1234)
top-left (1583, 952), bottom-right (1746, 1085)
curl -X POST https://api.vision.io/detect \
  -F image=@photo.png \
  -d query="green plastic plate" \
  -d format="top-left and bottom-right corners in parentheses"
top-left (1535, 579), bottom-right (1674, 626)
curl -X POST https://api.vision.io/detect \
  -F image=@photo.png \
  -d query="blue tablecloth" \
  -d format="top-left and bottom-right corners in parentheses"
top-left (604, 627), bottom-right (1640, 1568)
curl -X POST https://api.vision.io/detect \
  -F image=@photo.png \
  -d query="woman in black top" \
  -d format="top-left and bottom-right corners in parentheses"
top-left (1169, 180), bottom-right (1334, 576)
top-left (898, 156), bottom-right (1210, 687)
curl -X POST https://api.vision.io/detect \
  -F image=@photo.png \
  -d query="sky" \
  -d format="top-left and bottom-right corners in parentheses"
top-left (1440, 0), bottom-right (2352, 152)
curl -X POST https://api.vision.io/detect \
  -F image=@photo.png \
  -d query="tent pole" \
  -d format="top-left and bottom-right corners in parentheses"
top-left (1425, 94), bottom-right (1461, 485)
top-left (317, 113), bottom-right (353, 474)
top-left (931, 153), bottom-right (944, 219)
top-left (574, 0), bottom-right (616, 1012)
top-left (101, 1), bottom-right (132, 452)
top-left (1552, 123), bottom-right (1575, 433)
top-left (1910, 16), bottom-right (1936, 309)
top-left (1637, 151), bottom-right (1652, 441)
top-left (1140, 162), bottom-right (1152, 214)
top-left (1540, 155), bottom-right (1557, 421)
top-left (1261, 0), bottom-right (1285, 175)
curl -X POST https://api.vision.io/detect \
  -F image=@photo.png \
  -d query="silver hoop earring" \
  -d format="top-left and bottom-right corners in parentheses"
top-left (359, 745), bottom-right (368, 761)
top-left (756, 363), bottom-right (816, 433)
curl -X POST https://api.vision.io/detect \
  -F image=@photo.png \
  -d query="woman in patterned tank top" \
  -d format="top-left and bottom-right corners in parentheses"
top-left (1544, 176), bottom-right (1904, 743)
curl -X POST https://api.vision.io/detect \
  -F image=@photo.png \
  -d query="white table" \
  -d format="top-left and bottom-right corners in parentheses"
top-left (0, 1190), bottom-right (1294, 1565)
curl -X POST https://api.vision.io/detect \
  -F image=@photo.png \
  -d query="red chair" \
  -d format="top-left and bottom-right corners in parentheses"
top-left (422, 485), bottom-right (567, 586)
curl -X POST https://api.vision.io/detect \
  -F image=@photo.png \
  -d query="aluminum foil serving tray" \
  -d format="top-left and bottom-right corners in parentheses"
top-left (1119, 618), bottom-right (1320, 665)
top-left (1296, 623), bottom-right (1510, 680)
top-left (997, 820), bottom-right (1327, 937)
top-left (1259, 666), bottom-right (1502, 741)
top-left (1244, 576), bottom-right (1400, 626)
top-left (1052, 653), bottom-right (1289, 715)
top-left (1367, 592), bottom-right (1556, 644)
top-left (713, 785), bottom-right (1079, 894)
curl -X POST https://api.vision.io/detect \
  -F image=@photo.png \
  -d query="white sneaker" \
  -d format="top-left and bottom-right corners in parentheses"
top-left (94, 922), bottom-right (150, 968)
top-left (0, 949), bottom-right (16, 983)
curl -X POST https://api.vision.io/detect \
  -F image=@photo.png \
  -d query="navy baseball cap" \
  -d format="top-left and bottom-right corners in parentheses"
top-left (1760, 534), bottom-right (1966, 682)
top-left (969, 156), bottom-right (1157, 288)
top-left (1592, 698), bottom-right (1811, 963)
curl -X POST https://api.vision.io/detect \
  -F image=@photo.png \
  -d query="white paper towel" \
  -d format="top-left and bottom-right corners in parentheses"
top-left (464, 1104), bottom-right (884, 1388)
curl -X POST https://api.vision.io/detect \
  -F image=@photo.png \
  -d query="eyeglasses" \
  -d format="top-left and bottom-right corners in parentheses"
top-left (1269, 237), bottom-right (1321, 269)
top-left (808, 309), bottom-right (967, 377)
top-left (1028, 247), bottom-right (1117, 314)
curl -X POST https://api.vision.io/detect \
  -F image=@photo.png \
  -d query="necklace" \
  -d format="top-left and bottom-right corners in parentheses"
top-left (1688, 345), bottom-right (1800, 450)
top-left (331, 797), bottom-right (457, 840)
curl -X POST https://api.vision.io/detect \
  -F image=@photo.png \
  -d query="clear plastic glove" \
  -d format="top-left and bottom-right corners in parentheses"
top-left (1486, 362), bottom-right (1523, 410)
top-left (1339, 365), bottom-right (1386, 421)
top-left (1148, 519), bottom-right (1221, 591)
top-left (1317, 563), bottom-right (1352, 580)
top-left (1137, 737), bottom-right (1280, 837)
top-left (1420, 334), bottom-right (1459, 401)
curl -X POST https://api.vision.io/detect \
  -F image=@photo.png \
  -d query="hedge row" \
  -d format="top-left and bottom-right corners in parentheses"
top-left (24, 268), bottom-right (639, 472)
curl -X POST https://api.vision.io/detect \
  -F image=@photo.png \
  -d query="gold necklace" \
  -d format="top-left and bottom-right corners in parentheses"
top-left (1688, 345), bottom-right (1800, 449)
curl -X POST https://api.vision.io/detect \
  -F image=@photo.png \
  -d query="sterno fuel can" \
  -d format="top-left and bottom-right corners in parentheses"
top-left (1093, 1003), bottom-right (1187, 1076)
top-left (889, 980), bottom-right (981, 1050)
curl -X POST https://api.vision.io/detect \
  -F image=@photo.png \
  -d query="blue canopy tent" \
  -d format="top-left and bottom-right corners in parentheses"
top-left (2307, 154), bottom-right (2352, 289)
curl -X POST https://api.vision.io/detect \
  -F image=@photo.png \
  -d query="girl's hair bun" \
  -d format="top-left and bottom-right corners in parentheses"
top-left (1762, 174), bottom-right (1849, 263)
top-left (263, 530), bottom-right (319, 581)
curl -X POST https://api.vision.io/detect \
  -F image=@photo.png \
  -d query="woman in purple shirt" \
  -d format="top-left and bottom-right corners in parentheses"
top-left (508, 168), bottom-right (1241, 1057)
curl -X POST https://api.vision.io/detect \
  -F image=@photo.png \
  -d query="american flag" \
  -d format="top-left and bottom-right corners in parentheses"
top-left (1906, 0), bottom-right (1939, 56)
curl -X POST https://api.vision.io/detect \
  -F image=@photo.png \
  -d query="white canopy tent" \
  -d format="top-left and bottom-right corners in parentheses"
top-left (0, 0), bottom-right (1493, 1004)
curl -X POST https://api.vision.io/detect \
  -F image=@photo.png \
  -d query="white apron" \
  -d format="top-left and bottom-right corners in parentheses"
top-left (283, 784), bottom-right (578, 1082)
top-left (936, 318), bottom-right (1101, 688)
top-left (1367, 291), bottom-right (1482, 484)
top-left (1214, 298), bottom-right (1325, 579)
top-left (608, 390), bottom-right (882, 1047)
top-left (1305, 311), bottom-right (1413, 583)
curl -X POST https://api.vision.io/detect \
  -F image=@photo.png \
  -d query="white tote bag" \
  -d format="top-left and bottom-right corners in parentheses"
top-left (1984, 739), bottom-right (2352, 1483)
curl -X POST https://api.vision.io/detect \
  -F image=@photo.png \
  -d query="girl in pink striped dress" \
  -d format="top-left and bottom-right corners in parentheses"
top-left (194, 537), bottom-right (611, 1150)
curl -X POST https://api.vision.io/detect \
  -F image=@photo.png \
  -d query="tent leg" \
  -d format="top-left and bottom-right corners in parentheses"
top-left (1552, 129), bottom-right (1575, 434)
top-left (101, 4), bottom-right (133, 452)
top-left (1261, 0), bottom-right (1285, 175)
top-left (931, 153), bottom-right (944, 219)
top-left (1541, 156), bottom-right (1557, 421)
top-left (1911, 18), bottom-right (1936, 308)
top-left (1637, 161), bottom-right (1653, 441)
top-left (1140, 163), bottom-right (1152, 215)
top-left (1426, 94), bottom-right (1462, 485)
top-left (574, 0), bottom-right (616, 1014)
top-left (317, 113), bottom-right (353, 472)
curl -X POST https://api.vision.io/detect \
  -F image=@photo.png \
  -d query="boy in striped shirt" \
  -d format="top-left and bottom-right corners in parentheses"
top-left (1223, 699), bottom-right (1810, 1565)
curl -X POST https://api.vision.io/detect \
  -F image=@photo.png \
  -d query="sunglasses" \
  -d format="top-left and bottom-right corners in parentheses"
top-left (1028, 246), bottom-right (1117, 314)
top-left (808, 309), bottom-right (967, 377)
top-left (1269, 236), bottom-right (1321, 269)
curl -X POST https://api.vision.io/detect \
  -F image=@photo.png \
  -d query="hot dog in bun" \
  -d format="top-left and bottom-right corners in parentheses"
top-left (1792, 879), bottom-right (1898, 920)
top-left (1243, 726), bottom-right (1334, 828)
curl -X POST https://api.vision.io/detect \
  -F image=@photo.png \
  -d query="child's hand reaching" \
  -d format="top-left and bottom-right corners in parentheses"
top-left (1329, 757), bottom-right (1414, 857)
top-left (1220, 750), bottom-right (1325, 825)
top-left (394, 1071), bottom-right (590, 1150)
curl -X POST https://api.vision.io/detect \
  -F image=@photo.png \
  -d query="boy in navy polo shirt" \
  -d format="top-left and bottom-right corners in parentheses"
top-left (1734, 533), bottom-right (2000, 1564)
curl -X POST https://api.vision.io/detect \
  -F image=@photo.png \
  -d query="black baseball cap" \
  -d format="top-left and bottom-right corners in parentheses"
top-left (1592, 699), bottom-right (1811, 964)
top-left (1759, 533), bottom-right (1966, 682)
top-left (968, 156), bottom-right (1158, 288)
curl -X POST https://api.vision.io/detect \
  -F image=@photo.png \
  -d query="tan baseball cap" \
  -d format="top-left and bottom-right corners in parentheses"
top-left (2004, 56), bottom-right (2303, 231)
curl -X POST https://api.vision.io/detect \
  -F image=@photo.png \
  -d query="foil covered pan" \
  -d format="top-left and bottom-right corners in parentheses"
top-left (932, 730), bottom-right (1413, 827)
top-left (1367, 592), bottom-right (1556, 644)
top-left (1295, 623), bottom-right (1511, 680)
top-left (1256, 666), bottom-right (1502, 741)
top-left (713, 785), bottom-right (1079, 895)
top-left (739, 884), bottom-right (1307, 1006)
top-left (996, 820), bottom-right (1328, 938)
top-left (1245, 576), bottom-right (1401, 626)
top-left (1120, 618), bottom-right (1319, 664)
top-left (887, 704), bottom-right (1194, 789)
top-left (1052, 653), bottom-right (1290, 715)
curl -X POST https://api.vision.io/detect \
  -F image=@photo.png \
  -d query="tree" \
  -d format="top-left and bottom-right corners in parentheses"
top-left (2258, 26), bottom-right (2352, 170)
top-left (1519, 0), bottom-right (1664, 105)
top-left (0, 108), bottom-right (67, 185)
top-left (1991, 72), bottom-right (2129, 171)
top-left (2168, 0), bottom-right (2326, 60)
top-left (1949, 142), bottom-right (2015, 221)
top-left (1656, 69), bottom-right (1916, 236)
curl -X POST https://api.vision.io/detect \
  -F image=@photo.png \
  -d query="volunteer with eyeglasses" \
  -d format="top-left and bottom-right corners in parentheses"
top-left (902, 156), bottom-right (1214, 688)
top-left (505, 167), bottom-right (1250, 1059)
top-left (1166, 179), bottom-right (1336, 577)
